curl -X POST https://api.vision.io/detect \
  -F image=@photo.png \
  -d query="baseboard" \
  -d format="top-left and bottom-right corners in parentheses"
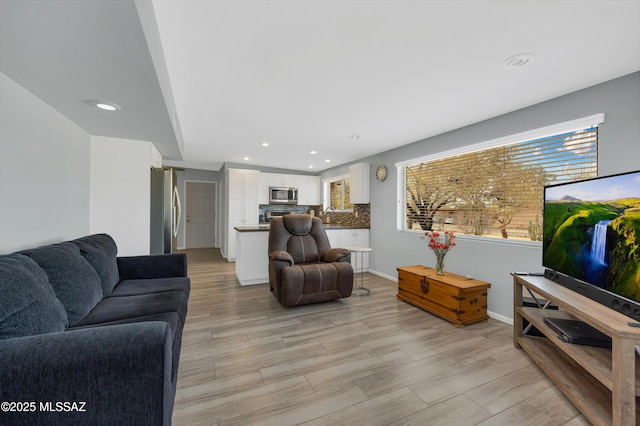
top-left (488, 311), bottom-right (513, 325)
top-left (367, 269), bottom-right (397, 282)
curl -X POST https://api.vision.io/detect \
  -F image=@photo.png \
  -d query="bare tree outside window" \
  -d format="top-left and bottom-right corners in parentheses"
top-left (328, 178), bottom-right (352, 211)
top-left (401, 127), bottom-right (598, 240)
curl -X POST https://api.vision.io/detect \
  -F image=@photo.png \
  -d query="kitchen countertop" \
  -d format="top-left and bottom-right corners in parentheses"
top-left (234, 224), bottom-right (370, 232)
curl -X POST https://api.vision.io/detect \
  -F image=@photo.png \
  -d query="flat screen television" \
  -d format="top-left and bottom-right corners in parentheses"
top-left (542, 169), bottom-right (640, 321)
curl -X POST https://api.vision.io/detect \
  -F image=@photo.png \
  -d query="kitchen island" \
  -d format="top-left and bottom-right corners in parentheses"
top-left (234, 224), bottom-right (369, 285)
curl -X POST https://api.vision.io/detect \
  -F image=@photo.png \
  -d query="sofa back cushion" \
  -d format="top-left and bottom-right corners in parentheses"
top-left (0, 254), bottom-right (68, 340)
top-left (21, 242), bottom-right (103, 325)
top-left (72, 234), bottom-right (120, 296)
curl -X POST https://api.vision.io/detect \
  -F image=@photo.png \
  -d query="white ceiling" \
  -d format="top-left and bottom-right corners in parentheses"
top-left (1, 1), bottom-right (639, 172)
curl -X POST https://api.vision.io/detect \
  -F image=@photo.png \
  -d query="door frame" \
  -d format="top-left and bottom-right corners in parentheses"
top-left (183, 180), bottom-right (218, 249)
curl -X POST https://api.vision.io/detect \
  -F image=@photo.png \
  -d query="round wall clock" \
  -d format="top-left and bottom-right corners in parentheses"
top-left (375, 165), bottom-right (387, 182)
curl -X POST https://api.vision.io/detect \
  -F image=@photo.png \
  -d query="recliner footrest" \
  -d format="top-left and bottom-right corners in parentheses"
top-left (281, 262), bottom-right (353, 306)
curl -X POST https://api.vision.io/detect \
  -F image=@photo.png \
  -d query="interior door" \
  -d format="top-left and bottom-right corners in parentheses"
top-left (186, 182), bottom-right (216, 249)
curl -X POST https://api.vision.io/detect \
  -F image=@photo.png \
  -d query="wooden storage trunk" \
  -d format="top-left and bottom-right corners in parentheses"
top-left (397, 265), bottom-right (491, 327)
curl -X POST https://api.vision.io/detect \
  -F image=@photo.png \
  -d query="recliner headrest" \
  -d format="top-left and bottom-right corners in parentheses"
top-left (283, 214), bottom-right (312, 236)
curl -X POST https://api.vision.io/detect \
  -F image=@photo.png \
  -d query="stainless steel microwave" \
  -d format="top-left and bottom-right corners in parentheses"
top-left (269, 187), bottom-right (298, 205)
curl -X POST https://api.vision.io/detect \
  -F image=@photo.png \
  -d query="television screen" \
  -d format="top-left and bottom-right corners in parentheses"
top-left (543, 170), bottom-right (640, 315)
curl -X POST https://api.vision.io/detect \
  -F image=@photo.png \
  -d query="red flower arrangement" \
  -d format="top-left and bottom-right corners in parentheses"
top-left (421, 231), bottom-right (455, 274)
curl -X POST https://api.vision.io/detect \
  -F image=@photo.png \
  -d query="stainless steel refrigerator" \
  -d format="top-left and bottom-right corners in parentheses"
top-left (150, 168), bottom-right (181, 254)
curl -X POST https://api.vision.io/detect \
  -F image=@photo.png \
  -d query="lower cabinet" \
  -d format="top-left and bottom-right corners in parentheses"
top-left (325, 228), bottom-right (369, 272)
top-left (325, 229), bottom-right (341, 250)
top-left (235, 231), bottom-right (269, 285)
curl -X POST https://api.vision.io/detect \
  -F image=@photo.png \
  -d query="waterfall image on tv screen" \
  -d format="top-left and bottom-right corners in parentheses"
top-left (543, 170), bottom-right (640, 302)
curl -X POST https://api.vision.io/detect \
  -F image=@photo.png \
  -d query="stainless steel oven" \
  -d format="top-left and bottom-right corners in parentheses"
top-left (269, 187), bottom-right (298, 205)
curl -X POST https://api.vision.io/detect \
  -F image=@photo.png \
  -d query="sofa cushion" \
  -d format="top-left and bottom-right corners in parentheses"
top-left (72, 234), bottom-right (120, 296)
top-left (110, 277), bottom-right (190, 297)
top-left (0, 254), bottom-right (68, 339)
top-left (74, 290), bottom-right (189, 328)
top-left (21, 242), bottom-right (103, 326)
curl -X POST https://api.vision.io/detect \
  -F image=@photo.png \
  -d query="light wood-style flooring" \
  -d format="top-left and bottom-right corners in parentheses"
top-left (173, 248), bottom-right (589, 425)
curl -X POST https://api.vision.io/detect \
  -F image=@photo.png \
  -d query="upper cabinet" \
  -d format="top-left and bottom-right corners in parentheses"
top-left (258, 173), bottom-right (321, 205)
top-left (227, 169), bottom-right (259, 226)
top-left (298, 175), bottom-right (321, 205)
top-left (349, 163), bottom-right (370, 204)
top-left (268, 173), bottom-right (298, 188)
top-left (258, 173), bottom-right (270, 204)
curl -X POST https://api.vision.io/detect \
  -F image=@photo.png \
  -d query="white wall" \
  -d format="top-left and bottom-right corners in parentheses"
top-left (90, 136), bottom-right (153, 256)
top-left (0, 72), bottom-right (91, 253)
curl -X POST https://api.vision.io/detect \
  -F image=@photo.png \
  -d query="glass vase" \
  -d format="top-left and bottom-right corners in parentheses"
top-left (435, 252), bottom-right (446, 275)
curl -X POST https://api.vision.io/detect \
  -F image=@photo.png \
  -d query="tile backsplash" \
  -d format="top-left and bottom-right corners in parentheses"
top-left (318, 204), bottom-right (370, 227)
top-left (259, 204), bottom-right (370, 227)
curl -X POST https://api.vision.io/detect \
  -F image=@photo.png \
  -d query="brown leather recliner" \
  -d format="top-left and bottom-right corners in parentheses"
top-left (268, 214), bottom-right (353, 306)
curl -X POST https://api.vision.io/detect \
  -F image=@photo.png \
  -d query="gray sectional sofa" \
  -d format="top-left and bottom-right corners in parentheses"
top-left (0, 234), bottom-right (190, 426)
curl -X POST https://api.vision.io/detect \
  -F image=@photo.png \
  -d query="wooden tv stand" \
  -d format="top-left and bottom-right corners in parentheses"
top-left (513, 274), bottom-right (640, 425)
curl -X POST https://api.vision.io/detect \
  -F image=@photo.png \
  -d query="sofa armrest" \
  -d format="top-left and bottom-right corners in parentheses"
top-left (321, 248), bottom-right (352, 263)
top-left (117, 253), bottom-right (187, 280)
top-left (0, 322), bottom-right (173, 426)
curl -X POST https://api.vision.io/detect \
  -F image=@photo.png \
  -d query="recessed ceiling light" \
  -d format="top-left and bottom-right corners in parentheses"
top-left (93, 101), bottom-right (120, 111)
top-left (325, 159), bottom-right (331, 163)
top-left (349, 134), bottom-right (361, 140)
top-left (243, 156), bottom-right (249, 161)
top-left (308, 165), bottom-right (314, 169)
top-left (260, 141), bottom-right (269, 147)
top-left (503, 53), bottom-right (535, 70)
top-left (310, 150), bottom-right (317, 155)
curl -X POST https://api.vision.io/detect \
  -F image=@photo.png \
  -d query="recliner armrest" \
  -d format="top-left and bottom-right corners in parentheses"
top-left (0, 322), bottom-right (173, 426)
top-left (321, 248), bottom-right (351, 263)
top-left (269, 251), bottom-right (294, 266)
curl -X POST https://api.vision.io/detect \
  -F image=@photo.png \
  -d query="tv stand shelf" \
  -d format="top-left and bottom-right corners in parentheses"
top-left (513, 274), bottom-right (640, 426)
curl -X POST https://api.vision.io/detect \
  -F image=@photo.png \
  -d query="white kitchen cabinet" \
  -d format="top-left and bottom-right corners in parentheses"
top-left (324, 228), bottom-right (369, 272)
top-left (258, 173), bottom-right (320, 205)
top-left (235, 230), bottom-right (269, 285)
top-left (225, 168), bottom-right (259, 261)
top-left (258, 173), bottom-right (270, 204)
top-left (340, 228), bottom-right (370, 271)
top-left (268, 173), bottom-right (298, 188)
top-left (298, 175), bottom-right (321, 205)
top-left (324, 229), bottom-right (341, 249)
top-left (340, 228), bottom-right (369, 248)
top-left (349, 163), bottom-right (370, 204)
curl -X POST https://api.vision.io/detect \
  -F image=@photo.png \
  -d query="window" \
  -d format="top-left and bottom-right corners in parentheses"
top-left (397, 114), bottom-right (603, 241)
top-left (323, 175), bottom-right (353, 211)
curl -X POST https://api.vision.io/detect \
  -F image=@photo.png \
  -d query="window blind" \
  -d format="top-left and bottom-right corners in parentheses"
top-left (398, 124), bottom-right (599, 240)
